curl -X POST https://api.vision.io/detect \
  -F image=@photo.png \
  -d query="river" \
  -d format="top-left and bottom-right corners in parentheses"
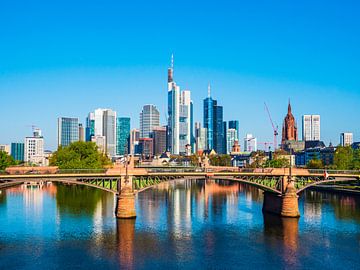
top-left (0, 179), bottom-right (359, 269)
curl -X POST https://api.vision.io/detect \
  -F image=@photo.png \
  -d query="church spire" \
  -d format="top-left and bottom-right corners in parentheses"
top-left (288, 99), bottom-right (292, 114)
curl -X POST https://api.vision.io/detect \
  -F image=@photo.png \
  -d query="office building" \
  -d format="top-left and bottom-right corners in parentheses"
top-left (11, 143), bottom-right (24, 162)
top-left (139, 138), bottom-right (154, 158)
top-left (195, 122), bottom-right (207, 152)
top-left (25, 129), bottom-right (45, 166)
top-left (151, 126), bottom-right (167, 156)
top-left (85, 112), bottom-right (95, 142)
top-left (302, 115), bottom-right (320, 141)
top-left (229, 120), bottom-right (240, 141)
top-left (140, 105), bottom-right (160, 139)
top-left (91, 135), bottom-right (106, 154)
top-left (340, 132), bottom-right (353, 147)
top-left (78, 124), bottom-right (85, 142)
top-left (167, 55), bottom-right (193, 155)
top-left (203, 84), bottom-right (226, 154)
top-left (244, 134), bottom-right (257, 152)
top-left (130, 129), bottom-right (140, 154)
top-left (116, 117), bottom-right (130, 156)
top-left (227, 128), bottom-right (238, 154)
top-left (0, 144), bottom-right (10, 155)
top-left (57, 117), bottom-right (79, 147)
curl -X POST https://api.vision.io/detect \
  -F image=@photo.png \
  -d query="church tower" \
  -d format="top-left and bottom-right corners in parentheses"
top-left (281, 101), bottom-right (298, 145)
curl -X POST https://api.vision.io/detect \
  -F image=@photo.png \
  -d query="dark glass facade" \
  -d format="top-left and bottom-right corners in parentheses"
top-left (229, 120), bottom-right (240, 140)
top-left (11, 143), bottom-right (24, 162)
top-left (116, 117), bottom-right (130, 156)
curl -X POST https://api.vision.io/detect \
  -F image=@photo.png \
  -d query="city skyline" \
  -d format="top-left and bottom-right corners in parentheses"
top-left (1, 1), bottom-right (360, 149)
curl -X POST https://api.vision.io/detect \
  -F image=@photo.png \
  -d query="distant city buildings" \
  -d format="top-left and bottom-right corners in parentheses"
top-left (116, 117), bottom-right (130, 156)
top-left (0, 144), bottom-right (10, 155)
top-left (85, 112), bottom-right (95, 142)
top-left (244, 134), bottom-right (257, 152)
top-left (302, 115), bottom-right (320, 141)
top-left (25, 129), bottom-right (45, 166)
top-left (340, 132), bottom-right (353, 147)
top-left (130, 129), bottom-right (140, 154)
top-left (195, 122), bottom-right (207, 153)
top-left (91, 135), bottom-right (106, 154)
top-left (228, 120), bottom-right (240, 142)
top-left (78, 123), bottom-right (84, 142)
top-left (140, 105), bottom-right (160, 138)
top-left (227, 128), bottom-right (238, 154)
top-left (57, 117), bottom-right (79, 147)
top-left (139, 138), bottom-right (153, 158)
top-left (151, 126), bottom-right (167, 156)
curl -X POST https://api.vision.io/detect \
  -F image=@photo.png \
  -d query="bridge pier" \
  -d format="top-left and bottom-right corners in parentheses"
top-left (115, 176), bottom-right (136, 219)
top-left (263, 178), bottom-right (300, 218)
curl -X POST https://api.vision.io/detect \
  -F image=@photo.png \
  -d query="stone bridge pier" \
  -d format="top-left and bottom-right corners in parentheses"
top-left (262, 176), bottom-right (300, 218)
top-left (115, 175), bottom-right (137, 219)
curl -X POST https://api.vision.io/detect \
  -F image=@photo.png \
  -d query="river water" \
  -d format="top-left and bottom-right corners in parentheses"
top-left (0, 179), bottom-right (359, 269)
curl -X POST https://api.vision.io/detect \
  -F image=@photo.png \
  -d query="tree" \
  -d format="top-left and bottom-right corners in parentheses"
top-left (264, 158), bottom-right (290, 168)
top-left (0, 151), bottom-right (16, 170)
top-left (209, 155), bottom-right (231, 166)
top-left (50, 142), bottom-right (111, 169)
top-left (352, 149), bottom-right (360, 170)
top-left (307, 159), bottom-right (324, 169)
top-left (333, 146), bottom-right (353, 170)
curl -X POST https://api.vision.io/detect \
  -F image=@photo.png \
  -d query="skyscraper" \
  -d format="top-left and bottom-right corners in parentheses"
top-left (116, 117), bottom-right (130, 156)
top-left (281, 101), bottom-right (298, 145)
top-left (229, 120), bottom-right (240, 142)
top-left (167, 55), bottom-right (192, 155)
top-left (78, 123), bottom-right (85, 142)
top-left (151, 126), bottom-right (167, 156)
top-left (140, 105), bottom-right (160, 138)
top-left (85, 112), bottom-right (95, 142)
top-left (203, 84), bottom-right (226, 154)
top-left (302, 115), bottom-right (320, 141)
top-left (130, 129), bottom-right (140, 154)
top-left (195, 122), bottom-right (207, 153)
top-left (340, 132), bottom-right (353, 147)
top-left (227, 128), bottom-right (237, 154)
top-left (57, 117), bottom-right (79, 147)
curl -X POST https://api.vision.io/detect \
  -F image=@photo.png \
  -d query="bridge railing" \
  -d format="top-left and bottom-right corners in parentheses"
top-left (307, 169), bottom-right (360, 175)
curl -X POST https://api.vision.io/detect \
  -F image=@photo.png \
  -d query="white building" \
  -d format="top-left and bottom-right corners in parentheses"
top-left (244, 134), bottom-right (257, 152)
top-left (91, 135), bottom-right (106, 154)
top-left (140, 104), bottom-right (160, 138)
top-left (340, 132), bottom-right (353, 147)
top-left (195, 122), bottom-right (207, 152)
top-left (302, 115), bottom-right (320, 141)
top-left (92, 108), bottom-right (117, 157)
top-left (24, 129), bottom-right (45, 166)
top-left (227, 128), bottom-right (238, 154)
top-left (0, 144), bottom-right (10, 155)
top-left (167, 55), bottom-right (192, 155)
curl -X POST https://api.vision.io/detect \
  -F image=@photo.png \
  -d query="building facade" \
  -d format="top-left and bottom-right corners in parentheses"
top-left (340, 132), bottom-right (353, 147)
top-left (195, 122), bottom-right (207, 153)
top-left (244, 134), bottom-right (257, 152)
top-left (24, 129), bottom-right (45, 166)
top-left (130, 129), bottom-right (140, 154)
top-left (0, 144), bottom-right (10, 155)
top-left (116, 117), bottom-right (130, 156)
top-left (228, 120), bottom-right (240, 142)
top-left (227, 128), bottom-right (237, 154)
top-left (302, 115), bottom-right (320, 141)
top-left (85, 112), bottom-right (95, 142)
top-left (78, 124), bottom-right (85, 142)
top-left (151, 126), bottom-right (167, 156)
top-left (140, 105), bottom-right (160, 139)
top-left (57, 117), bottom-right (79, 147)
top-left (139, 138), bottom-right (154, 158)
top-left (11, 143), bottom-right (24, 162)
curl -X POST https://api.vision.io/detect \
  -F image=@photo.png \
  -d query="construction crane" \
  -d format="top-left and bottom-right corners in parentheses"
top-left (264, 103), bottom-right (279, 151)
top-left (258, 142), bottom-right (273, 152)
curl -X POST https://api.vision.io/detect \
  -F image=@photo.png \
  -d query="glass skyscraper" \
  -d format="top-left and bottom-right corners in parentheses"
top-left (140, 105), bottom-right (160, 138)
top-left (57, 117), bottom-right (79, 147)
top-left (11, 143), bottom-right (24, 162)
top-left (86, 112), bottom-right (95, 142)
top-left (229, 120), bottom-right (240, 141)
top-left (203, 84), bottom-right (214, 150)
top-left (116, 117), bottom-right (130, 156)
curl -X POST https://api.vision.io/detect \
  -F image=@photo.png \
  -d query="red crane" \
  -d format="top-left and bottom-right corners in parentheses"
top-left (264, 103), bottom-right (279, 151)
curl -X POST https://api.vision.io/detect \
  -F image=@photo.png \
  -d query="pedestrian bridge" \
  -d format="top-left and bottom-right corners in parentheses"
top-left (0, 167), bottom-right (359, 218)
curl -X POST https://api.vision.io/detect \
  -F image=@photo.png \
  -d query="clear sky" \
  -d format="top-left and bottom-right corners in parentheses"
top-left (0, 0), bottom-right (359, 150)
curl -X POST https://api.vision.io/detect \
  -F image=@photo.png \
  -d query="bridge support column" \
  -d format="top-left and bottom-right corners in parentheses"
top-left (115, 176), bottom-right (136, 219)
top-left (263, 182), bottom-right (300, 218)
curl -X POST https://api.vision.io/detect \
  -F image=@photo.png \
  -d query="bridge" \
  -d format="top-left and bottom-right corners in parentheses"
top-left (1, 164), bottom-right (359, 219)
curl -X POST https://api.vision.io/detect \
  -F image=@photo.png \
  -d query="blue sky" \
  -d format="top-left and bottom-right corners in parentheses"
top-left (0, 0), bottom-right (359, 150)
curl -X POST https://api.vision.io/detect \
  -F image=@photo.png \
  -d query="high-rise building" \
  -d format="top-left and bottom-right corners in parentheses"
top-left (195, 122), bottom-right (207, 152)
top-left (11, 143), bottom-right (24, 162)
top-left (203, 84), bottom-right (226, 154)
top-left (151, 126), bottom-right (167, 156)
top-left (281, 101), bottom-right (298, 145)
top-left (78, 124), bottom-right (85, 142)
top-left (25, 129), bottom-right (45, 166)
top-left (91, 109), bottom-right (117, 157)
top-left (140, 104), bottom-right (160, 139)
top-left (302, 115), bottom-right (320, 141)
top-left (227, 128), bottom-right (237, 154)
top-left (139, 138), bottom-right (154, 158)
top-left (85, 112), bottom-right (95, 142)
top-left (57, 117), bottom-right (79, 147)
top-left (91, 135), bottom-right (106, 154)
top-left (340, 132), bottom-right (353, 147)
top-left (244, 134), bottom-right (257, 152)
top-left (229, 120), bottom-right (240, 141)
top-left (167, 55), bottom-right (192, 155)
top-left (130, 129), bottom-right (140, 154)
top-left (116, 117), bottom-right (130, 156)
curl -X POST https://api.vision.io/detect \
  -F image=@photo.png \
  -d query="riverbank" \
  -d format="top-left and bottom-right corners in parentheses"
top-left (310, 184), bottom-right (360, 195)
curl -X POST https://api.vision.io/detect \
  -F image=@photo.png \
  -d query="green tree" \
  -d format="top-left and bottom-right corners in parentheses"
top-left (209, 155), bottom-right (231, 166)
top-left (50, 142), bottom-right (111, 169)
top-left (0, 151), bottom-right (16, 170)
top-left (264, 158), bottom-right (290, 168)
top-left (307, 159), bottom-right (324, 169)
top-left (352, 149), bottom-right (360, 170)
top-left (333, 146), bottom-right (353, 170)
